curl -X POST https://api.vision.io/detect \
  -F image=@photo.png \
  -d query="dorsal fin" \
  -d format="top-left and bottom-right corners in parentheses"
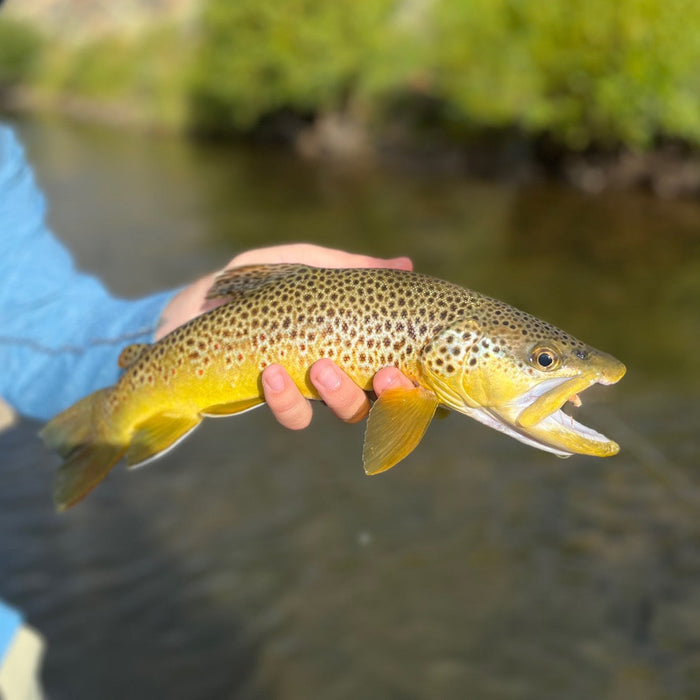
top-left (118, 343), bottom-right (150, 369)
top-left (206, 263), bottom-right (310, 300)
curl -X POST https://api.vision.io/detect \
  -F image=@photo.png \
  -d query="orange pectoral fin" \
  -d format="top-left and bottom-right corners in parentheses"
top-left (362, 386), bottom-right (439, 475)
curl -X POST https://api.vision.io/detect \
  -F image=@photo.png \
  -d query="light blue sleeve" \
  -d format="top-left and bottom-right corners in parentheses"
top-left (0, 600), bottom-right (21, 663)
top-left (0, 126), bottom-right (178, 421)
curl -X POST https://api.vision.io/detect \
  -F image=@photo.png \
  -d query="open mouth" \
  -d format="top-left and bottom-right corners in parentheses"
top-left (511, 372), bottom-right (624, 457)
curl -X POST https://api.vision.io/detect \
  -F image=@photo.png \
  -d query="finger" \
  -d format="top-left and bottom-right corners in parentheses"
top-left (262, 364), bottom-right (313, 430)
top-left (309, 359), bottom-right (371, 423)
top-left (373, 367), bottom-right (415, 396)
top-left (227, 244), bottom-right (413, 271)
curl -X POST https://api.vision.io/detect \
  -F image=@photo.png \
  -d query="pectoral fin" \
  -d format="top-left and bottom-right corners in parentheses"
top-left (126, 413), bottom-right (201, 468)
top-left (363, 386), bottom-right (439, 475)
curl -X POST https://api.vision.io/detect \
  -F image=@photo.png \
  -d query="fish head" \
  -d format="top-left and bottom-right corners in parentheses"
top-left (420, 303), bottom-right (626, 457)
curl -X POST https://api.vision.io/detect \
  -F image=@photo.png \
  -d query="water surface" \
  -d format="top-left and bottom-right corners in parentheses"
top-left (1, 118), bottom-right (699, 699)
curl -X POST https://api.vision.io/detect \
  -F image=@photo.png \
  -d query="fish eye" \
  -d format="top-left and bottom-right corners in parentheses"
top-left (537, 352), bottom-right (553, 367)
top-left (531, 347), bottom-right (559, 371)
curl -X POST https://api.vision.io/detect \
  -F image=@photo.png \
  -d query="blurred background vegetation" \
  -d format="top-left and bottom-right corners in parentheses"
top-left (3, 0), bottom-right (700, 160)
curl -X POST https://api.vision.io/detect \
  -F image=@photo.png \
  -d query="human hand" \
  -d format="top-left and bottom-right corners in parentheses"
top-left (155, 243), bottom-right (414, 429)
top-left (261, 361), bottom-right (415, 430)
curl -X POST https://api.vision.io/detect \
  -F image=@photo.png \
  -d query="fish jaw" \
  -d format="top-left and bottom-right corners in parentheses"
top-left (503, 360), bottom-right (626, 457)
top-left (516, 374), bottom-right (602, 429)
top-left (524, 409), bottom-right (621, 457)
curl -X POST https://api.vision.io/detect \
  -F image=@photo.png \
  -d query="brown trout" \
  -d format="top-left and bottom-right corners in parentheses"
top-left (41, 264), bottom-right (626, 511)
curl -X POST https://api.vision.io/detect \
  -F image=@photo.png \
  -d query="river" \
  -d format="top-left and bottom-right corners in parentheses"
top-left (1, 117), bottom-right (699, 699)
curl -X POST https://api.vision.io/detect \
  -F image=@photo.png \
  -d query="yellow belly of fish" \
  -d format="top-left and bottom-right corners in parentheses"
top-left (115, 342), bottom-right (393, 449)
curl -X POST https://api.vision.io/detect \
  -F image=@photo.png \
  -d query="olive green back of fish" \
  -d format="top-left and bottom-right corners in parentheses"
top-left (112, 264), bottom-right (485, 419)
top-left (200, 263), bottom-right (481, 384)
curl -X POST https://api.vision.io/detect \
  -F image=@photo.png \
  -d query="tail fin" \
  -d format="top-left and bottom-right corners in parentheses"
top-left (39, 389), bottom-right (126, 512)
top-left (52, 443), bottom-right (125, 512)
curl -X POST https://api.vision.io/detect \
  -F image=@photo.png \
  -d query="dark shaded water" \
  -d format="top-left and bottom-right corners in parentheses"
top-left (2, 118), bottom-right (700, 699)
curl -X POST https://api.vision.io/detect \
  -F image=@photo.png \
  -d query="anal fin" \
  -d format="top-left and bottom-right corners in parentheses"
top-left (363, 386), bottom-right (439, 475)
top-left (126, 413), bottom-right (201, 468)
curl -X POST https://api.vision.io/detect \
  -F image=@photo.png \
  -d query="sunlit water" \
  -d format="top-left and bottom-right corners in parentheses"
top-left (1, 118), bottom-right (699, 699)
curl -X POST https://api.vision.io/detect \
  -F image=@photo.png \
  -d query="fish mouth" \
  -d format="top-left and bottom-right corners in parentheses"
top-left (508, 368), bottom-right (626, 457)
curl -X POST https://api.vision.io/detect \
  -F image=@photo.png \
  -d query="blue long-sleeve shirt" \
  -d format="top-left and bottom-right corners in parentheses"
top-left (0, 125), bottom-right (177, 421)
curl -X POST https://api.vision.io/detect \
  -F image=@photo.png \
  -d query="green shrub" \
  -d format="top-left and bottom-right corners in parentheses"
top-left (7, 0), bottom-right (700, 151)
top-left (34, 26), bottom-right (191, 128)
top-left (191, 0), bottom-right (700, 149)
top-left (0, 18), bottom-right (44, 87)
top-left (430, 0), bottom-right (700, 148)
top-left (189, 0), bottom-right (410, 130)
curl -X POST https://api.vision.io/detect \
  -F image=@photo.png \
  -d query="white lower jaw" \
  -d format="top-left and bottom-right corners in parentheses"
top-left (456, 404), bottom-right (574, 457)
top-left (546, 408), bottom-right (612, 443)
top-left (455, 392), bottom-right (614, 457)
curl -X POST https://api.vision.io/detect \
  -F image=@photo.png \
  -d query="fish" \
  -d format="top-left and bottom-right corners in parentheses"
top-left (40, 263), bottom-right (626, 511)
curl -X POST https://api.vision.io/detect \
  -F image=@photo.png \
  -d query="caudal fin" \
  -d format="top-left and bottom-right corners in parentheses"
top-left (53, 443), bottom-right (125, 512)
top-left (39, 389), bottom-right (126, 512)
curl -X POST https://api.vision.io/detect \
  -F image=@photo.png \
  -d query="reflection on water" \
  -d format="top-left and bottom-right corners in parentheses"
top-left (2, 118), bottom-right (699, 699)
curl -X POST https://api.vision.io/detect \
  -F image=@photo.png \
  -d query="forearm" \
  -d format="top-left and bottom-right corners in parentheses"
top-left (0, 287), bottom-right (175, 421)
top-left (0, 124), bottom-right (416, 428)
top-left (0, 125), bottom-right (177, 420)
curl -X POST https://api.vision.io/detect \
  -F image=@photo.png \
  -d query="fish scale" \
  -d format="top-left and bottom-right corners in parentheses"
top-left (127, 266), bottom-right (475, 400)
top-left (40, 263), bottom-right (626, 511)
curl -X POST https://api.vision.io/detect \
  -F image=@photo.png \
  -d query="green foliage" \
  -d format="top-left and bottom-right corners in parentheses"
top-left (190, 0), bottom-right (413, 130)
top-left (192, 0), bottom-right (700, 149)
top-left (7, 0), bottom-right (700, 150)
top-left (430, 0), bottom-right (700, 148)
top-left (0, 18), bottom-right (44, 86)
top-left (57, 38), bottom-right (135, 98)
top-left (34, 26), bottom-right (191, 128)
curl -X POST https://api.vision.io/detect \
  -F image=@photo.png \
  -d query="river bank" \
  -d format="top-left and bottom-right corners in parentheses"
top-left (6, 89), bottom-right (700, 200)
top-left (4, 1), bottom-right (700, 198)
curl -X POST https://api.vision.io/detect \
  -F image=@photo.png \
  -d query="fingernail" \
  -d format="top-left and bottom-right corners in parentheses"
top-left (316, 363), bottom-right (341, 391)
top-left (263, 366), bottom-right (285, 392)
